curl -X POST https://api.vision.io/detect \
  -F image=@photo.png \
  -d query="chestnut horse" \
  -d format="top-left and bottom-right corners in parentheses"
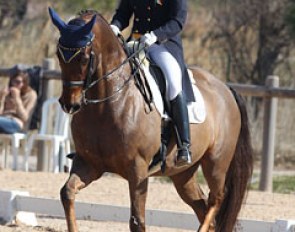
top-left (49, 8), bottom-right (253, 232)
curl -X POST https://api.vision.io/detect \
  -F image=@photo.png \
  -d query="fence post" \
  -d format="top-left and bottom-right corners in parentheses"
top-left (36, 58), bottom-right (55, 171)
top-left (0, 190), bottom-right (37, 226)
top-left (259, 76), bottom-right (279, 192)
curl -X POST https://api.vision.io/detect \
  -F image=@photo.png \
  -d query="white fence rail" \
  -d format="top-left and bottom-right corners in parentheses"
top-left (0, 190), bottom-right (295, 231)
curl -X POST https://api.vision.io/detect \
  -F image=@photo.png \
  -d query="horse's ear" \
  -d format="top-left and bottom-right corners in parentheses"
top-left (48, 7), bottom-right (67, 32)
top-left (78, 15), bottom-right (97, 36)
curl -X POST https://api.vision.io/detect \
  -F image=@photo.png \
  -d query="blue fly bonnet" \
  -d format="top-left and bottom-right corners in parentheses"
top-left (48, 7), bottom-right (96, 63)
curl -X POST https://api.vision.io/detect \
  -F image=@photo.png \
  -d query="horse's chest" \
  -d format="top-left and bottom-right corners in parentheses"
top-left (72, 121), bottom-right (132, 155)
top-left (70, 109), bottom-right (160, 172)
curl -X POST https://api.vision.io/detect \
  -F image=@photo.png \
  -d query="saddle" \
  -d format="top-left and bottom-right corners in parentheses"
top-left (126, 41), bottom-right (206, 173)
top-left (126, 41), bottom-right (170, 110)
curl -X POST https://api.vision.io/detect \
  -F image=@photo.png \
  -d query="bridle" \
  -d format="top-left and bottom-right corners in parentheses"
top-left (58, 39), bottom-right (96, 89)
top-left (58, 38), bottom-right (146, 105)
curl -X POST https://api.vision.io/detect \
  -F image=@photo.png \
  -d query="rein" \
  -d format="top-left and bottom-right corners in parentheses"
top-left (83, 47), bottom-right (148, 104)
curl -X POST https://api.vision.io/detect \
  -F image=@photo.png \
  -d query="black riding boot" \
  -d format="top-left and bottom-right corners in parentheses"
top-left (170, 92), bottom-right (192, 166)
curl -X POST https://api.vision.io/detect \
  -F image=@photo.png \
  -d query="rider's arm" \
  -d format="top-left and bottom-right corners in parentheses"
top-left (111, 0), bottom-right (133, 31)
top-left (153, 0), bottom-right (187, 43)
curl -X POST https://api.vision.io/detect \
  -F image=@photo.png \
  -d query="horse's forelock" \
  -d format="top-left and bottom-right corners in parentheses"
top-left (68, 18), bottom-right (86, 27)
top-left (75, 11), bottom-right (109, 31)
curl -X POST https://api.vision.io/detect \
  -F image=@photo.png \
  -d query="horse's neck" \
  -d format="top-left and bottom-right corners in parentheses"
top-left (88, 22), bottom-right (144, 117)
top-left (97, 27), bottom-right (127, 74)
top-left (89, 41), bottom-right (137, 110)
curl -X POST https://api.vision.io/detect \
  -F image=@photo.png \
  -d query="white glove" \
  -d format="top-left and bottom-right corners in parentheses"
top-left (140, 31), bottom-right (157, 47)
top-left (110, 25), bottom-right (121, 36)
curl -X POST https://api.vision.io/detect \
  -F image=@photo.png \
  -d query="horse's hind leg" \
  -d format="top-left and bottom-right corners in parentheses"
top-left (170, 164), bottom-right (208, 229)
top-left (198, 151), bottom-right (232, 232)
top-left (60, 156), bottom-right (102, 232)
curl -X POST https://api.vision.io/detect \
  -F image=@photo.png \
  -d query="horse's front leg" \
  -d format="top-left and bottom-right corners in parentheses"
top-left (60, 155), bottom-right (102, 232)
top-left (128, 158), bottom-right (149, 232)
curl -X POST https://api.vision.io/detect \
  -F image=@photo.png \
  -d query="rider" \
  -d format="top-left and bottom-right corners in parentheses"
top-left (110, 0), bottom-right (194, 166)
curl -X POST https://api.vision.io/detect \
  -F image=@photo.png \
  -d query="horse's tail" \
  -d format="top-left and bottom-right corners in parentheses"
top-left (215, 87), bottom-right (254, 232)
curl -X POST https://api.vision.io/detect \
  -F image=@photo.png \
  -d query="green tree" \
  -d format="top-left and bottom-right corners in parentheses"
top-left (204, 0), bottom-right (295, 85)
top-left (285, 0), bottom-right (295, 35)
top-left (0, 0), bottom-right (27, 28)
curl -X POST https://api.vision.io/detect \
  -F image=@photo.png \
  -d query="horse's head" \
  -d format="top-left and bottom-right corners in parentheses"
top-left (48, 7), bottom-right (97, 114)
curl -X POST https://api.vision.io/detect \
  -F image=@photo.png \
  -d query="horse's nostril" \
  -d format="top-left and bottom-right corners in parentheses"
top-left (72, 104), bottom-right (81, 112)
top-left (67, 103), bottom-right (81, 114)
top-left (59, 102), bottom-right (81, 114)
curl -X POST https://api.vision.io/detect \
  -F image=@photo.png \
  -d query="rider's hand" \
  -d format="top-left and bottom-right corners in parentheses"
top-left (110, 25), bottom-right (121, 36)
top-left (140, 32), bottom-right (157, 47)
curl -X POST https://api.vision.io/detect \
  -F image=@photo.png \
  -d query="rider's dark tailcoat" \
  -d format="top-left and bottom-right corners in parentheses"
top-left (111, 0), bottom-right (195, 102)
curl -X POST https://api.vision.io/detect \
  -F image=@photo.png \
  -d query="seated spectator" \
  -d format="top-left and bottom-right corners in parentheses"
top-left (0, 70), bottom-right (37, 134)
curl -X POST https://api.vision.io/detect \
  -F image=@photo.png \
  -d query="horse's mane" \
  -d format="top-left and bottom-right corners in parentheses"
top-left (74, 9), bottom-right (122, 48)
top-left (75, 9), bottom-right (109, 25)
top-left (77, 9), bottom-right (98, 17)
top-left (66, 10), bottom-right (97, 26)
top-left (66, 9), bottom-right (100, 26)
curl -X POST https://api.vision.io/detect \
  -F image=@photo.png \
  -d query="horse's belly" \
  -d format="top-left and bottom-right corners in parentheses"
top-left (71, 127), bottom-right (159, 175)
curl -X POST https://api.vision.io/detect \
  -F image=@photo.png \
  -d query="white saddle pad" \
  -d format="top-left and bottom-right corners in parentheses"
top-left (142, 66), bottom-right (206, 124)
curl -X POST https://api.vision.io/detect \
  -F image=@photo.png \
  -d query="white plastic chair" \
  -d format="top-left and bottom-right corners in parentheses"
top-left (0, 133), bottom-right (27, 170)
top-left (0, 104), bottom-right (36, 170)
top-left (24, 98), bottom-right (71, 173)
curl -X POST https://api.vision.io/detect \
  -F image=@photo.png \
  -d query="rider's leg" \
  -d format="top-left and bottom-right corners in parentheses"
top-left (170, 92), bottom-right (191, 165)
top-left (148, 44), bottom-right (191, 166)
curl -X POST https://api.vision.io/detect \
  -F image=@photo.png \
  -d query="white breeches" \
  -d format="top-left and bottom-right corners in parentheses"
top-left (147, 44), bottom-right (182, 101)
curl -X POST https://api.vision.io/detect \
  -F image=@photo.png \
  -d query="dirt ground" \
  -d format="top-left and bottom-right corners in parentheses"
top-left (0, 169), bottom-right (295, 232)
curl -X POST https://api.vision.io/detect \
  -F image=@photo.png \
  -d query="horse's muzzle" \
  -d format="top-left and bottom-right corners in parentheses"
top-left (59, 98), bottom-right (81, 114)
